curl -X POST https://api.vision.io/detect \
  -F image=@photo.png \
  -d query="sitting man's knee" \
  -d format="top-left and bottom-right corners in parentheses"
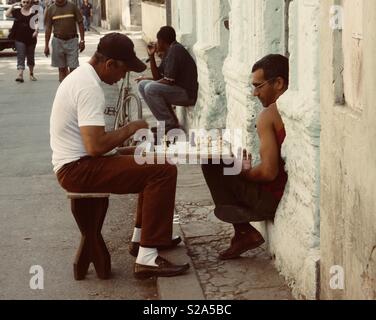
top-left (144, 82), bottom-right (161, 97)
top-left (138, 80), bottom-right (150, 93)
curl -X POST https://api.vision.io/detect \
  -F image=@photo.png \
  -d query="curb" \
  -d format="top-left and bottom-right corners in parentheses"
top-left (156, 211), bottom-right (206, 300)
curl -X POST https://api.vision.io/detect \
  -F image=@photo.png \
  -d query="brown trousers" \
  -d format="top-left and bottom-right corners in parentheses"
top-left (57, 155), bottom-right (177, 248)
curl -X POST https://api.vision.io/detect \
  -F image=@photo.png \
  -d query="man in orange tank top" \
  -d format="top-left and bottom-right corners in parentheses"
top-left (202, 54), bottom-right (289, 260)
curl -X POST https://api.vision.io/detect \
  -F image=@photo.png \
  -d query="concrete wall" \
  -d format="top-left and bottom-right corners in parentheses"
top-left (171, 0), bottom-right (196, 51)
top-left (222, 0), bottom-right (321, 300)
top-left (172, 0), bottom-right (321, 299)
top-left (130, 0), bottom-right (142, 27)
top-left (101, 0), bottom-right (122, 30)
top-left (120, 0), bottom-right (142, 29)
top-left (141, 1), bottom-right (166, 43)
top-left (266, 0), bottom-right (321, 300)
top-left (191, 0), bottom-right (230, 130)
top-left (91, 0), bottom-right (102, 28)
top-left (171, 0), bottom-right (197, 129)
top-left (320, 0), bottom-right (376, 300)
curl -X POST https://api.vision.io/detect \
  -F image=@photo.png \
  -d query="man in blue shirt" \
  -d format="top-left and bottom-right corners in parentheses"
top-left (137, 26), bottom-right (199, 135)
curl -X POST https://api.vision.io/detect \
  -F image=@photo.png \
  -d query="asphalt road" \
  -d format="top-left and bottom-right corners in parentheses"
top-left (0, 32), bottom-right (157, 300)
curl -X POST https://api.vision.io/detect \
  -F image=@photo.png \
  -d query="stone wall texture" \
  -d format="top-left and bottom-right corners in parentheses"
top-left (320, 0), bottom-right (376, 300)
top-left (171, 0), bottom-right (375, 300)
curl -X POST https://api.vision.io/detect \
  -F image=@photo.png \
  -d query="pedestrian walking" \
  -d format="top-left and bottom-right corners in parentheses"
top-left (80, 0), bottom-right (92, 31)
top-left (6, 0), bottom-right (39, 83)
top-left (44, 0), bottom-right (85, 82)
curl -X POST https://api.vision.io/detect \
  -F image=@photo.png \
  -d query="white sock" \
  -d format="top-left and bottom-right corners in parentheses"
top-left (136, 247), bottom-right (158, 267)
top-left (132, 228), bottom-right (179, 243)
top-left (131, 227), bottom-right (141, 243)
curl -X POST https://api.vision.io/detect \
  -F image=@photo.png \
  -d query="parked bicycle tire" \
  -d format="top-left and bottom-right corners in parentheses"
top-left (114, 93), bottom-right (143, 146)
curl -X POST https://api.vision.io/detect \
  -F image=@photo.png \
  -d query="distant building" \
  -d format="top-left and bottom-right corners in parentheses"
top-left (91, 0), bottom-right (142, 31)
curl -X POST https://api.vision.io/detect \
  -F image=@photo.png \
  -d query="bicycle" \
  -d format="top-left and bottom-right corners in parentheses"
top-left (104, 72), bottom-right (143, 146)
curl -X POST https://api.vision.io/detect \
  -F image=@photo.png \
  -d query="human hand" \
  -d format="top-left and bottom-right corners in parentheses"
top-left (79, 41), bottom-right (85, 53)
top-left (32, 31), bottom-right (38, 38)
top-left (44, 45), bottom-right (50, 57)
top-left (129, 120), bottom-right (149, 134)
top-left (241, 149), bottom-right (252, 173)
top-left (135, 75), bottom-right (151, 83)
top-left (147, 42), bottom-right (157, 57)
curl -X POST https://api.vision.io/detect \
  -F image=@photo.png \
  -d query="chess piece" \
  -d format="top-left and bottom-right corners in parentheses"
top-left (163, 135), bottom-right (168, 152)
top-left (190, 132), bottom-right (196, 147)
top-left (242, 149), bottom-right (251, 171)
top-left (208, 136), bottom-right (212, 155)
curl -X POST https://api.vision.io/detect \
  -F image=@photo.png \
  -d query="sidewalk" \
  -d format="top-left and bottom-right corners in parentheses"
top-left (95, 28), bottom-right (293, 300)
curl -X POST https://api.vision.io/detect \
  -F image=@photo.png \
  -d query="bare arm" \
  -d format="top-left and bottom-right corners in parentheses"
top-left (78, 21), bottom-right (85, 52)
top-left (44, 23), bottom-right (52, 56)
top-left (242, 112), bottom-right (280, 182)
top-left (78, 21), bottom-right (85, 42)
top-left (146, 44), bottom-right (162, 80)
top-left (80, 120), bottom-right (148, 157)
top-left (149, 54), bottom-right (162, 80)
top-left (5, 2), bottom-right (18, 17)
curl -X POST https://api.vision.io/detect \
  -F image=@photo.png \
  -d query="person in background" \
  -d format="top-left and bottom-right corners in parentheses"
top-left (44, 0), bottom-right (85, 82)
top-left (80, 0), bottom-right (92, 31)
top-left (137, 26), bottom-right (198, 135)
top-left (6, 0), bottom-right (39, 82)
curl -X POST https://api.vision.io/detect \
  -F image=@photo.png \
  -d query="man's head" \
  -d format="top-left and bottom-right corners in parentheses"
top-left (91, 33), bottom-right (146, 85)
top-left (21, 0), bottom-right (32, 8)
top-left (251, 54), bottom-right (289, 108)
top-left (156, 26), bottom-right (176, 52)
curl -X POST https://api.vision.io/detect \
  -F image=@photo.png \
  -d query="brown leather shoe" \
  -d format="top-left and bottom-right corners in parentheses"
top-left (219, 232), bottom-right (265, 260)
top-left (134, 256), bottom-right (190, 279)
top-left (129, 237), bottom-right (182, 257)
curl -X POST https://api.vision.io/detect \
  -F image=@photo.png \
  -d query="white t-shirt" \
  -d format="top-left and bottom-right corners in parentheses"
top-left (50, 63), bottom-right (107, 173)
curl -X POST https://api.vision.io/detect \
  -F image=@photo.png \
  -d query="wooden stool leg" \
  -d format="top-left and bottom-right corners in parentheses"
top-left (71, 198), bottom-right (111, 280)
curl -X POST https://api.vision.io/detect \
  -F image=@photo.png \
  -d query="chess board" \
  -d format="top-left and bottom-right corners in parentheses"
top-left (142, 140), bottom-right (235, 161)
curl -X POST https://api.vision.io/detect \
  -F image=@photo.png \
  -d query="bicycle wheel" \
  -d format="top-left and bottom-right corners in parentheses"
top-left (114, 93), bottom-right (143, 146)
top-left (125, 93), bottom-right (143, 122)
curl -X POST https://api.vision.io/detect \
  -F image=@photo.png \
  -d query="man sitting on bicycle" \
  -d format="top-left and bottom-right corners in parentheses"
top-left (50, 33), bottom-right (190, 279)
top-left (137, 26), bottom-right (199, 135)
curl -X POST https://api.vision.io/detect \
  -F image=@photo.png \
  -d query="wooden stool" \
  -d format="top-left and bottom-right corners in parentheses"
top-left (67, 193), bottom-right (111, 281)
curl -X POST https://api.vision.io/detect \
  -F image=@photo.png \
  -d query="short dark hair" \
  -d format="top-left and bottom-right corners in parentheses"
top-left (252, 54), bottom-right (289, 87)
top-left (93, 51), bottom-right (125, 67)
top-left (157, 26), bottom-right (176, 45)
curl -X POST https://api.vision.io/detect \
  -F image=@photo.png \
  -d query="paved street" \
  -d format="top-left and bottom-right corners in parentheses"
top-left (0, 31), bottom-right (157, 300)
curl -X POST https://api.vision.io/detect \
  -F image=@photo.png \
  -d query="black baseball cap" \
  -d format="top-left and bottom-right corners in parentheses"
top-left (97, 33), bottom-right (147, 73)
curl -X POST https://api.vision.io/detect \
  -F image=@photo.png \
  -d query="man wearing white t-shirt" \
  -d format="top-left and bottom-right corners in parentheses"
top-left (50, 33), bottom-right (189, 279)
